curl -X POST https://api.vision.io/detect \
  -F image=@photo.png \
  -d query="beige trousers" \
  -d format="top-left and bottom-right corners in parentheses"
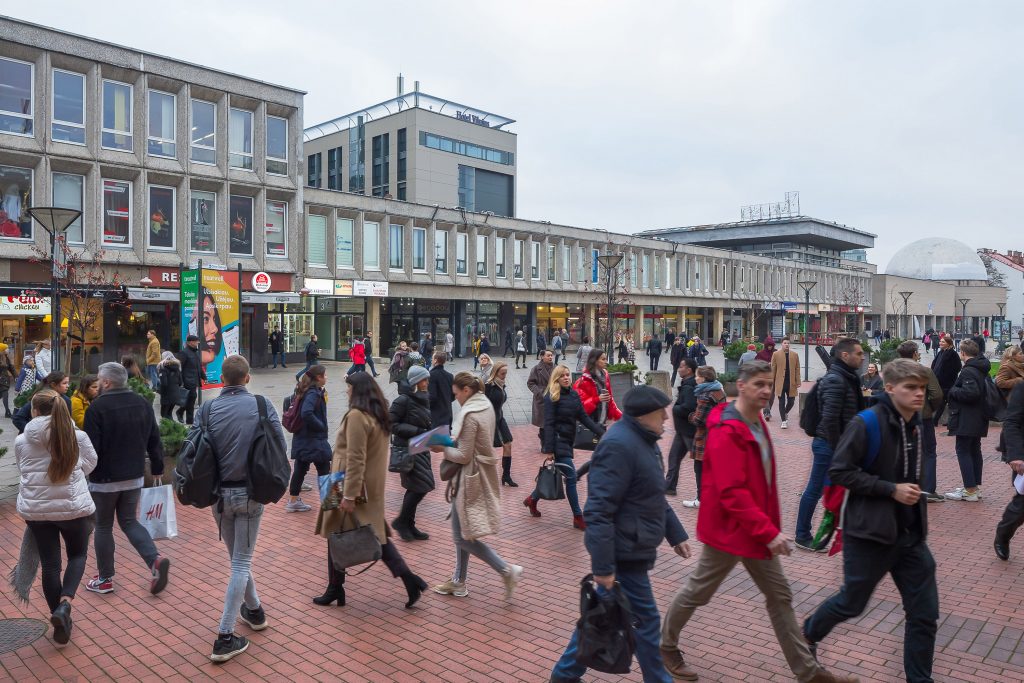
top-left (660, 544), bottom-right (822, 682)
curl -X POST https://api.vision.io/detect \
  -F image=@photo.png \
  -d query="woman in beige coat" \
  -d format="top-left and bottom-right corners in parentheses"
top-left (313, 372), bottom-right (427, 609)
top-left (431, 372), bottom-right (523, 600)
top-left (770, 337), bottom-right (801, 428)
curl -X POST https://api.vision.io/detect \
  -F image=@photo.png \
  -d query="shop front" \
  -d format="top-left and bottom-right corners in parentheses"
top-left (0, 289), bottom-right (53, 369)
top-left (462, 301), bottom-right (500, 354)
top-left (381, 298), bottom-right (452, 357)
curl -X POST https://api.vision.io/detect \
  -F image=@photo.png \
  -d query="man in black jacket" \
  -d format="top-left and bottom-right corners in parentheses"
top-left (421, 333), bottom-right (435, 370)
top-left (994, 382), bottom-right (1024, 560)
top-left (943, 339), bottom-right (990, 501)
top-left (84, 362), bottom-right (168, 596)
top-left (795, 337), bottom-right (865, 551)
top-left (550, 386), bottom-right (691, 683)
top-left (269, 325), bottom-right (285, 368)
top-left (177, 334), bottom-right (206, 425)
top-left (804, 359), bottom-right (938, 683)
top-left (428, 352), bottom-right (454, 429)
top-left (669, 336), bottom-right (686, 386)
top-left (647, 335), bottom-right (663, 371)
top-left (665, 358), bottom-right (698, 496)
top-left (363, 333), bottom-right (379, 377)
top-left (296, 334), bottom-right (320, 381)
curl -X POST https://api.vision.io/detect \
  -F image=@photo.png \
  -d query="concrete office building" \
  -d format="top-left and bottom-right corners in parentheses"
top-left (303, 82), bottom-right (517, 216)
top-left (0, 16), bottom-right (304, 368)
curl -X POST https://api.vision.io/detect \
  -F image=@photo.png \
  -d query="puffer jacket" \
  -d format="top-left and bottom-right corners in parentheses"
top-left (16, 416), bottom-right (98, 521)
top-left (542, 386), bottom-right (605, 459)
top-left (814, 359), bottom-right (866, 447)
top-left (390, 390), bottom-right (435, 494)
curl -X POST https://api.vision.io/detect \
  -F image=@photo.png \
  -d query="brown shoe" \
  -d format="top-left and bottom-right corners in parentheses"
top-left (808, 670), bottom-right (859, 683)
top-left (660, 648), bottom-right (699, 681)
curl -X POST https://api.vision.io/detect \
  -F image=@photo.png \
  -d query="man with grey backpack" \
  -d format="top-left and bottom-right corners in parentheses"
top-left (193, 354), bottom-right (289, 663)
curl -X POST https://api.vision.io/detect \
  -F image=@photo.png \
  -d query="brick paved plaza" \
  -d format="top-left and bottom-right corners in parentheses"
top-left (0, 356), bottom-right (1021, 682)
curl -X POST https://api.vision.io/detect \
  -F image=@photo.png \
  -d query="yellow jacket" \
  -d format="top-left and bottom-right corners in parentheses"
top-left (146, 337), bottom-right (161, 365)
top-left (70, 393), bottom-right (90, 429)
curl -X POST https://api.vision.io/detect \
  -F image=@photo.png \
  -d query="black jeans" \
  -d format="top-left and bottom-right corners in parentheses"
top-left (778, 394), bottom-right (795, 421)
top-left (692, 460), bottom-right (703, 500)
top-left (1, 387), bottom-right (10, 415)
top-left (665, 433), bottom-right (691, 491)
top-left (178, 387), bottom-right (198, 424)
top-left (954, 436), bottom-right (983, 489)
top-left (920, 417), bottom-right (937, 493)
top-left (996, 491), bottom-right (1024, 545)
top-left (92, 488), bottom-right (159, 579)
top-left (515, 351), bottom-right (526, 367)
top-left (650, 355), bottom-right (660, 371)
top-left (26, 516), bottom-right (94, 611)
top-left (396, 490), bottom-right (427, 528)
top-left (805, 536), bottom-right (938, 683)
top-left (289, 459), bottom-right (330, 497)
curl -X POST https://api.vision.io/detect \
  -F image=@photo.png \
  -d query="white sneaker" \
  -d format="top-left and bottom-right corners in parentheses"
top-left (682, 499), bottom-right (700, 509)
top-left (944, 488), bottom-right (980, 502)
top-left (503, 564), bottom-right (523, 600)
top-left (284, 499), bottom-right (312, 512)
top-left (780, 421), bottom-right (788, 429)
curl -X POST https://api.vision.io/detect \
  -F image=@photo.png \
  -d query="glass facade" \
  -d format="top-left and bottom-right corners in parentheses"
top-left (419, 131), bottom-right (514, 165)
top-left (349, 117), bottom-right (365, 193)
top-left (456, 164), bottom-right (514, 217)
top-left (327, 146), bottom-right (342, 190)
top-left (307, 152), bottom-right (322, 188)
top-left (372, 133), bottom-right (390, 197)
top-left (397, 128), bottom-right (407, 200)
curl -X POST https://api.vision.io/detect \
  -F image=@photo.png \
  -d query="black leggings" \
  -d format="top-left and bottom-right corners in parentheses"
top-left (289, 460), bottom-right (330, 497)
top-left (26, 516), bottom-right (94, 612)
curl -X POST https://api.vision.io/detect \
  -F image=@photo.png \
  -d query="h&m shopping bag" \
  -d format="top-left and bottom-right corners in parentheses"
top-left (139, 485), bottom-right (179, 540)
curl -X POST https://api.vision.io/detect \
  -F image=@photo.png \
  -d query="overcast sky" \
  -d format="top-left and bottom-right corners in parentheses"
top-left (12, 2), bottom-right (1022, 270)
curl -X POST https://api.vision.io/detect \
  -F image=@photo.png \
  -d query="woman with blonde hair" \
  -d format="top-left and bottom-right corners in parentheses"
top-left (995, 345), bottom-right (1024, 396)
top-left (523, 365), bottom-right (605, 527)
top-left (484, 361), bottom-right (517, 487)
top-left (475, 353), bottom-right (494, 386)
top-left (432, 372), bottom-right (522, 599)
top-left (15, 389), bottom-right (98, 645)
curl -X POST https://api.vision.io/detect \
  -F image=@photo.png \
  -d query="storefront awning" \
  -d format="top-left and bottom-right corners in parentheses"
top-left (242, 292), bottom-right (301, 304)
top-left (127, 288), bottom-right (179, 302)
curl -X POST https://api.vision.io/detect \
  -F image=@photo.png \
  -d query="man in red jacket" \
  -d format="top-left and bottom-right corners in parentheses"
top-left (659, 360), bottom-right (855, 683)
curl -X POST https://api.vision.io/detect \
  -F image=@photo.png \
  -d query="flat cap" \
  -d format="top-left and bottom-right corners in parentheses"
top-left (622, 385), bottom-right (672, 417)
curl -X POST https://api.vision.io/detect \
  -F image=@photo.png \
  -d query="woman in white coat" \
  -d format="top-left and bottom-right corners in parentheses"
top-left (431, 372), bottom-right (522, 600)
top-left (15, 389), bottom-right (98, 645)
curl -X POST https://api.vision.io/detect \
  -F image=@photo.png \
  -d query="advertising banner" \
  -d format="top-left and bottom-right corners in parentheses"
top-left (180, 269), bottom-right (240, 388)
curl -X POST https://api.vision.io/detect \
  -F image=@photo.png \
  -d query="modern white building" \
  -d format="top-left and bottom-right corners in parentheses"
top-left (979, 249), bottom-right (1024, 338)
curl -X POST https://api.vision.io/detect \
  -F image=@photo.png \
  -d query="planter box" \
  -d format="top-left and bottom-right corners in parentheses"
top-left (609, 371), bottom-right (634, 399)
top-left (724, 358), bottom-right (740, 374)
top-left (144, 454), bottom-right (178, 488)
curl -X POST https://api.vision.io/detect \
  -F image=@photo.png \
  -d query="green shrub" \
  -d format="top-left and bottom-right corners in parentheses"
top-left (13, 383), bottom-right (41, 409)
top-left (128, 376), bottom-right (156, 404)
top-left (869, 338), bottom-right (904, 367)
top-left (159, 418), bottom-right (188, 457)
top-left (718, 371), bottom-right (739, 383)
top-left (990, 361), bottom-right (1000, 378)
top-left (606, 362), bottom-right (638, 374)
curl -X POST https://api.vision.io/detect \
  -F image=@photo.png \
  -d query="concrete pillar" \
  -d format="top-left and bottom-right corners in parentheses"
top-left (713, 308), bottom-right (724, 342)
top-left (367, 297), bottom-right (381, 360)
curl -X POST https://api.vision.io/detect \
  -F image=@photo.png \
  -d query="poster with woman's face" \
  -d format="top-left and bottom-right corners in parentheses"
top-left (228, 194), bottom-right (253, 255)
top-left (180, 269), bottom-right (239, 387)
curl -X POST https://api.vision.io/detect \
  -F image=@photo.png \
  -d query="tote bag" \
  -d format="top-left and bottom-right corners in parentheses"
top-left (139, 485), bottom-right (178, 540)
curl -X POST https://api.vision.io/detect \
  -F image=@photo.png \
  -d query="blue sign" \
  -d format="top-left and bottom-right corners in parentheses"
top-left (782, 301), bottom-right (799, 311)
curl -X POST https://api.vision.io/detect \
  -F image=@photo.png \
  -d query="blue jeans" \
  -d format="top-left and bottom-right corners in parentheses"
top-left (552, 568), bottom-right (672, 683)
top-left (296, 360), bottom-right (314, 381)
top-left (795, 438), bottom-right (834, 543)
top-left (213, 487), bottom-right (264, 634)
top-left (365, 355), bottom-right (378, 376)
top-left (271, 351), bottom-right (286, 367)
top-left (532, 456), bottom-right (581, 516)
top-left (920, 417), bottom-right (937, 493)
top-left (147, 364), bottom-right (159, 387)
top-left (805, 536), bottom-right (938, 683)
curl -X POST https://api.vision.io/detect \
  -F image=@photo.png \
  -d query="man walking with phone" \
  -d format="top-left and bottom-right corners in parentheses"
top-left (803, 359), bottom-right (938, 683)
top-left (660, 361), bottom-right (853, 683)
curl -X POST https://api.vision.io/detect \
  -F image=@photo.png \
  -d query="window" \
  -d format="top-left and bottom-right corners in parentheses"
top-left (52, 173), bottom-right (84, 243)
top-left (336, 217), bottom-right (353, 267)
top-left (0, 166), bottom-right (31, 238)
top-left (630, 253), bottom-right (638, 289)
top-left (413, 227), bottom-right (426, 271)
top-left (652, 256), bottom-right (659, 290)
top-left (514, 239), bottom-right (524, 279)
top-left (456, 232), bottom-right (468, 275)
top-left (0, 57), bottom-right (33, 136)
top-left (495, 237), bottom-right (507, 277)
top-left (363, 221), bottom-right (379, 269)
top-left (532, 242), bottom-right (541, 280)
top-left (148, 185), bottom-right (175, 250)
top-left (190, 100), bottom-right (216, 164)
top-left (266, 200), bottom-right (287, 257)
top-left (457, 164), bottom-right (513, 216)
top-left (397, 128), bottom-right (407, 200)
top-left (102, 80), bottom-right (132, 150)
top-left (458, 165), bottom-right (474, 209)
top-left (229, 108), bottom-right (253, 170)
top-left (51, 70), bottom-right (85, 144)
top-left (434, 230), bottom-right (448, 273)
top-left (307, 214), bottom-right (327, 266)
top-left (307, 153), bottom-right (322, 188)
top-left (349, 119), bottom-right (365, 194)
top-left (266, 116), bottom-right (288, 175)
top-left (190, 191), bottom-right (215, 253)
top-left (372, 134), bottom-right (390, 197)
top-left (642, 254), bottom-right (650, 288)
top-left (563, 245), bottom-right (571, 283)
top-left (664, 256), bottom-right (671, 289)
top-left (102, 179), bottom-right (132, 247)
top-left (419, 131), bottom-right (514, 165)
top-left (389, 224), bottom-right (404, 269)
top-left (327, 147), bottom-right (342, 190)
top-left (477, 234), bottom-right (487, 276)
top-left (228, 195), bottom-right (253, 255)
top-left (147, 90), bottom-right (176, 157)
top-left (547, 244), bottom-right (556, 281)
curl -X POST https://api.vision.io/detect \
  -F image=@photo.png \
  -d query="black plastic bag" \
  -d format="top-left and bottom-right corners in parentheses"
top-left (575, 574), bottom-right (636, 674)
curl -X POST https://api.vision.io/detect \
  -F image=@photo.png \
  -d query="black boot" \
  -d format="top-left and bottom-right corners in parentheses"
top-left (501, 456), bottom-right (518, 487)
top-left (409, 525), bottom-right (429, 540)
top-left (401, 573), bottom-right (427, 608)
top-left (391, 517), bottom-right (415, 542)
top-left (312, 584), bottom-right (345, 606)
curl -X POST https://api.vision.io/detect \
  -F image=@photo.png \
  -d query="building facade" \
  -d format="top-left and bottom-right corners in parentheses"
top-left (0, 17), bottom-right (304, 369)
top-left (979, 249), bottom-right (1024, 339)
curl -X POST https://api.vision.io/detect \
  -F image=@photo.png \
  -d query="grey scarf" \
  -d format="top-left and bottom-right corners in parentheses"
top-left (9, 527), bottom-right (39, 604)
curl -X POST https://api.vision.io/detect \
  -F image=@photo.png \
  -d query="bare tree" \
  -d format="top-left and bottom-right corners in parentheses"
top-left (979, 252), bottom-right (1008, 288)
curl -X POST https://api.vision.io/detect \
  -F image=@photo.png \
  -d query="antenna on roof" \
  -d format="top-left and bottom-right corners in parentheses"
top-left (740, 191), bottom-right (800, 221)
top-left (397, 74), bottom-right (404, 97)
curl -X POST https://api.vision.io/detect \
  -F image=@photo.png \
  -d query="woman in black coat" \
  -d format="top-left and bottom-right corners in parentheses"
top-left (931, 334), bottom-right (962, 423)
top-left (524, 365), bottom-right (604, 529)
top-left (156, 352), bottom-right (184, 420)
top-left (484, 361), bottom-right (517, 487)
top-left (390, 365), bottom-right (435, 541)
top-left (285, 365), bottom-right (332, 513)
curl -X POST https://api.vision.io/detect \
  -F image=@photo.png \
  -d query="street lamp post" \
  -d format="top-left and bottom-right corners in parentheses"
top-left (27, 207), bottom-right (82, 374)
top-left (996, 302), bottom-right (1006, 349)
top-left (596, 251), bottom-right (624, 361)
top-left (957, 298), bottom-right (971, 338)
top-left (898, 291), bottom-right (913, 340)
top-left (797, 280), bottom-right (817, 381)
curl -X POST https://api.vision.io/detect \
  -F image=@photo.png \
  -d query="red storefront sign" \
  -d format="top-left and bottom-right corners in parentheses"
top-left (146, 267), bottom-right (293, 291)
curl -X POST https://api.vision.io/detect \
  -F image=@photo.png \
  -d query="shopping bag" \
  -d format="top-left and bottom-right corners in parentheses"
top-left (535, 461), bottom-right (567, 500)
top-left (139, 485), bottom-right (178, 540)
top-left (576, 574), bottom-right (636, 674)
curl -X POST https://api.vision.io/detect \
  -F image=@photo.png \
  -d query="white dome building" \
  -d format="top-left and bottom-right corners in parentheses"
top-left (885, 237), bottom-right (987, 281)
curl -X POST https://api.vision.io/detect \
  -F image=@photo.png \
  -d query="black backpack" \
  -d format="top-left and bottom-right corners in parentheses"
top-left (799, 381), bottom-right (822, 437)
top-left (983, 375), bottom-right (1007, 422)
top-left (247, 394), bottom-right (291, 504)
top-left (174, 404), bottom-right (220, 509)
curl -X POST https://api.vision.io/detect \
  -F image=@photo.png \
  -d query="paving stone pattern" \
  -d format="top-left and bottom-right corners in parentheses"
top-left (0, 349), bottom-right (1021, 681)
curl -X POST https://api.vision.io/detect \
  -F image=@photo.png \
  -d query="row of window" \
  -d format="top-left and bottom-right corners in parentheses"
top-left (0, 163), bottom-right (288, 256)
top-left (0, 56), bottom-right (289, 174)
top-left (419, 131), bottom-right (514, 165)
top-left (308, 128), bottom-right (408, 201)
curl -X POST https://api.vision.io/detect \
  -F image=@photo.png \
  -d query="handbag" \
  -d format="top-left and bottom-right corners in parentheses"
top-left (440, 458), bottom-right (461, 482)
top-left (535, 460), bottom-right (567, 500)
top-left (575, 574), bottom-right (636, 674)
top-left (388, 445), bottom-right (414, 474)
top-left (573, 423), bottom-right (601, 451)
top-left (173, 385), bottom-right (189, 408)
top-left (328, 510), bottom-right (382, 573)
